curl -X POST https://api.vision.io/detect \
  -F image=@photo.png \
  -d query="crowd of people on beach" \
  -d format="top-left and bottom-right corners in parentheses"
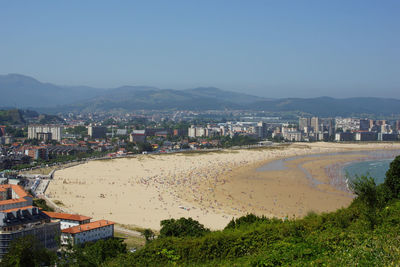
top-left (46, 144), bottom-right (400, 228)
top-left (132, 145), bottom-right (350, 217)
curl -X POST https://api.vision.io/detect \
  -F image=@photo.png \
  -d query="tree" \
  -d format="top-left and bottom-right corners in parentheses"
top-left (137, 142), bottom-right (153, 153)
top-left (225, 214), bottom-right (269, 230)
top-left (384, 155), bottom-right (400, 198)
top-left (349, 175), bottom-right (385, 228)
top-left (1, 235), bottom-right (56, 267)
top-left (24, 139), bottom-right (39, 145)
top-left (159, 217), bottom-right (210, 238)
top-left (33, 198), bottom-right (54, 212)
top-left (141, 229), bottom-right (155, 243)
top-left (58, 238), bottom-right (127, 267)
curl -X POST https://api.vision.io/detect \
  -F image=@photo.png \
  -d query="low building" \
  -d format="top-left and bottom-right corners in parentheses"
top-left (88, 125), bottom-right (107, 139)
top-left (0, 136), bottom-right (13, 145)
top-left (116, 129), bottom-right (128, 136)
top-left (355, 132), bottom-right (377, 141)
top-left (282, 128), bottom-right (302, 142)
top-left (25, 146), bottom-right (48, 160)
top-left (335, 132), bottom-right (354, 142)
top-left (155, 131), bottom-right (168, 138)
top-left (317, 132), bottom-right (329, 141)
top-left (144, 128), bottom-right (170, 137)
top-left (47, 145), bottom-right (88, 156)
top-left (43, 211), bottom-right (91, 230)
top-left (173, 128), bottom-right (187, 137)
top-left (0, 126), bottom-right (5, 137)
top-left (378, 133), bottom-right (398, 141)
top-left (61, 220), bottom-right (115, 245)
top-left (0, 155), bottom-right (30, 170)
top-left (0, 185), bottom-right (33, 211)
top-left (130, 130), bottom-right (146, 143)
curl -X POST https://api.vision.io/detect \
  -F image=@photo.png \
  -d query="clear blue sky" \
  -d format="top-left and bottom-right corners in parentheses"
top-left (1, 1), bottom-right (399, 98)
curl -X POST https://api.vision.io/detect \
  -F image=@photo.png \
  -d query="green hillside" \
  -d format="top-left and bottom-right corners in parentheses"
top-left (0, 109), bottom-right (25, 124)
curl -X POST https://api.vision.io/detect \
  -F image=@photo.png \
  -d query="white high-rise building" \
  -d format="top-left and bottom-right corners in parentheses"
top-left (311, 117), bottom-right (319, 133)
top-left (28, 125), bottom-right (63, 141)
top-left (188, 125), bottom-right (207, 138)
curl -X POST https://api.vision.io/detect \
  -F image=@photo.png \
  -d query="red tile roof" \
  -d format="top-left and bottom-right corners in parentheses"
top-left (0, 198), bottom-right (27, 205)
top-left (2, 205), bottom-right (35, 213)
top-left (62, 220), bottom-right (114, 234)
top-left (43, 211), bottom-right (92, 222)
top-left (0, 185), bottom-right (31, 207)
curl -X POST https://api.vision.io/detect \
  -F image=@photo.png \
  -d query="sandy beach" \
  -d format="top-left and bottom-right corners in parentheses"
top-left (46, 142), bottom-right (400, 230)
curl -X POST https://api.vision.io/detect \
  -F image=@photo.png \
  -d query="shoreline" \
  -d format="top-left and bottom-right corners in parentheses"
top-left (45, 142), bottom-right (400, 230)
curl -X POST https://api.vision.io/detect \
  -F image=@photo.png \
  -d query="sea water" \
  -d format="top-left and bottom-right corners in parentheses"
top-left (343, 159), bottom-right (393, 185)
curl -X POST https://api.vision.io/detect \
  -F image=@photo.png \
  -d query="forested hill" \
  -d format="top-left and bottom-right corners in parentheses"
top-left (0, 109), bottom-right (63, 125)
top-left (0, 109), bottom-right (25, 124)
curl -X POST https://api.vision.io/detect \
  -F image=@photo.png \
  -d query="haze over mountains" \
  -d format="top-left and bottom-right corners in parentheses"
top-left (1, 73), bottom-right (399, 117)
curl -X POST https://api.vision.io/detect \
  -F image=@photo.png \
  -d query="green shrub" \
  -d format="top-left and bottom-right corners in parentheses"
top-left (159, 217), bottom-right (210, 238)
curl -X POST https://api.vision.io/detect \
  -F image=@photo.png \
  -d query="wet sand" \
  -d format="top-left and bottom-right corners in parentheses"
top-left (46, 142), bottom-right (400, 230)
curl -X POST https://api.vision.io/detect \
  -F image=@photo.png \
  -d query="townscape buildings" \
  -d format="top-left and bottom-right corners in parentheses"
top-left (0, 185), bottom-right (60, 257)
top-left (1, 115), bottom-right (400, 177)
top-left (60, 219), bottom-right (115, 245)
top-left (43, 211), bottom-right (114, 246)
top-left (0, 183), bottom-right (115, 258)
top-left (269, 117), bottom-right (400, 142)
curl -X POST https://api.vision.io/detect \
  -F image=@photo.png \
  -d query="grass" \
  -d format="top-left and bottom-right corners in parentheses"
top-left (20, 166), bottom-right (56, 175)
top-left (114, 231), bottom-right (146, 249)
top-left (243, 143), bottom-right (291, 151)
top-left (20, 161), bottom-right (86, 176)
top-left (53, 200), bottom-right (64, 206)
top-left (116, 223), bottom-right (159, 235)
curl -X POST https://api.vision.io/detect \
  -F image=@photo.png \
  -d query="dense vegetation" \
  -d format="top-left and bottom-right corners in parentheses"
top-left (0, 235), bottom-right (56, 267)
top-left (33, 198), bottom-right (54, 212)
top-left (0, 109), bottom-right (25, 124)
top-left (0, 109), bottom-right (42, 125)
top-left (0, 236), bottom-right (127, 267)
top-left (2, 156), bottom-right (400, 266)
top-left (219, 135), bottom-right (259, 148)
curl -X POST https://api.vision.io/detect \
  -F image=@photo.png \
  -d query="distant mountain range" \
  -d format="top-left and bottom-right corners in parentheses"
top-left (0, 74), bottom-right (105, 107)
top-left (1, 74), bottom-right (399, 117)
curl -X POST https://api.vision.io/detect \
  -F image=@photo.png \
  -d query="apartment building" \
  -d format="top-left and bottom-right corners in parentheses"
top-left (28, 125), bottom-right (63, 141)
top-left (43, 211), bottom-right (91, 230)
top-left (61, 219), bottom-right (114, 245)
top-left (0, 185), bottom-right (60, 257)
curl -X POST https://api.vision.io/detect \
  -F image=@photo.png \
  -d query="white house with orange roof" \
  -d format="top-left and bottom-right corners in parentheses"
top-left (43, 211), bottom-right (92, 230)
top-left (61, 219), bottom-right (115, 245)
